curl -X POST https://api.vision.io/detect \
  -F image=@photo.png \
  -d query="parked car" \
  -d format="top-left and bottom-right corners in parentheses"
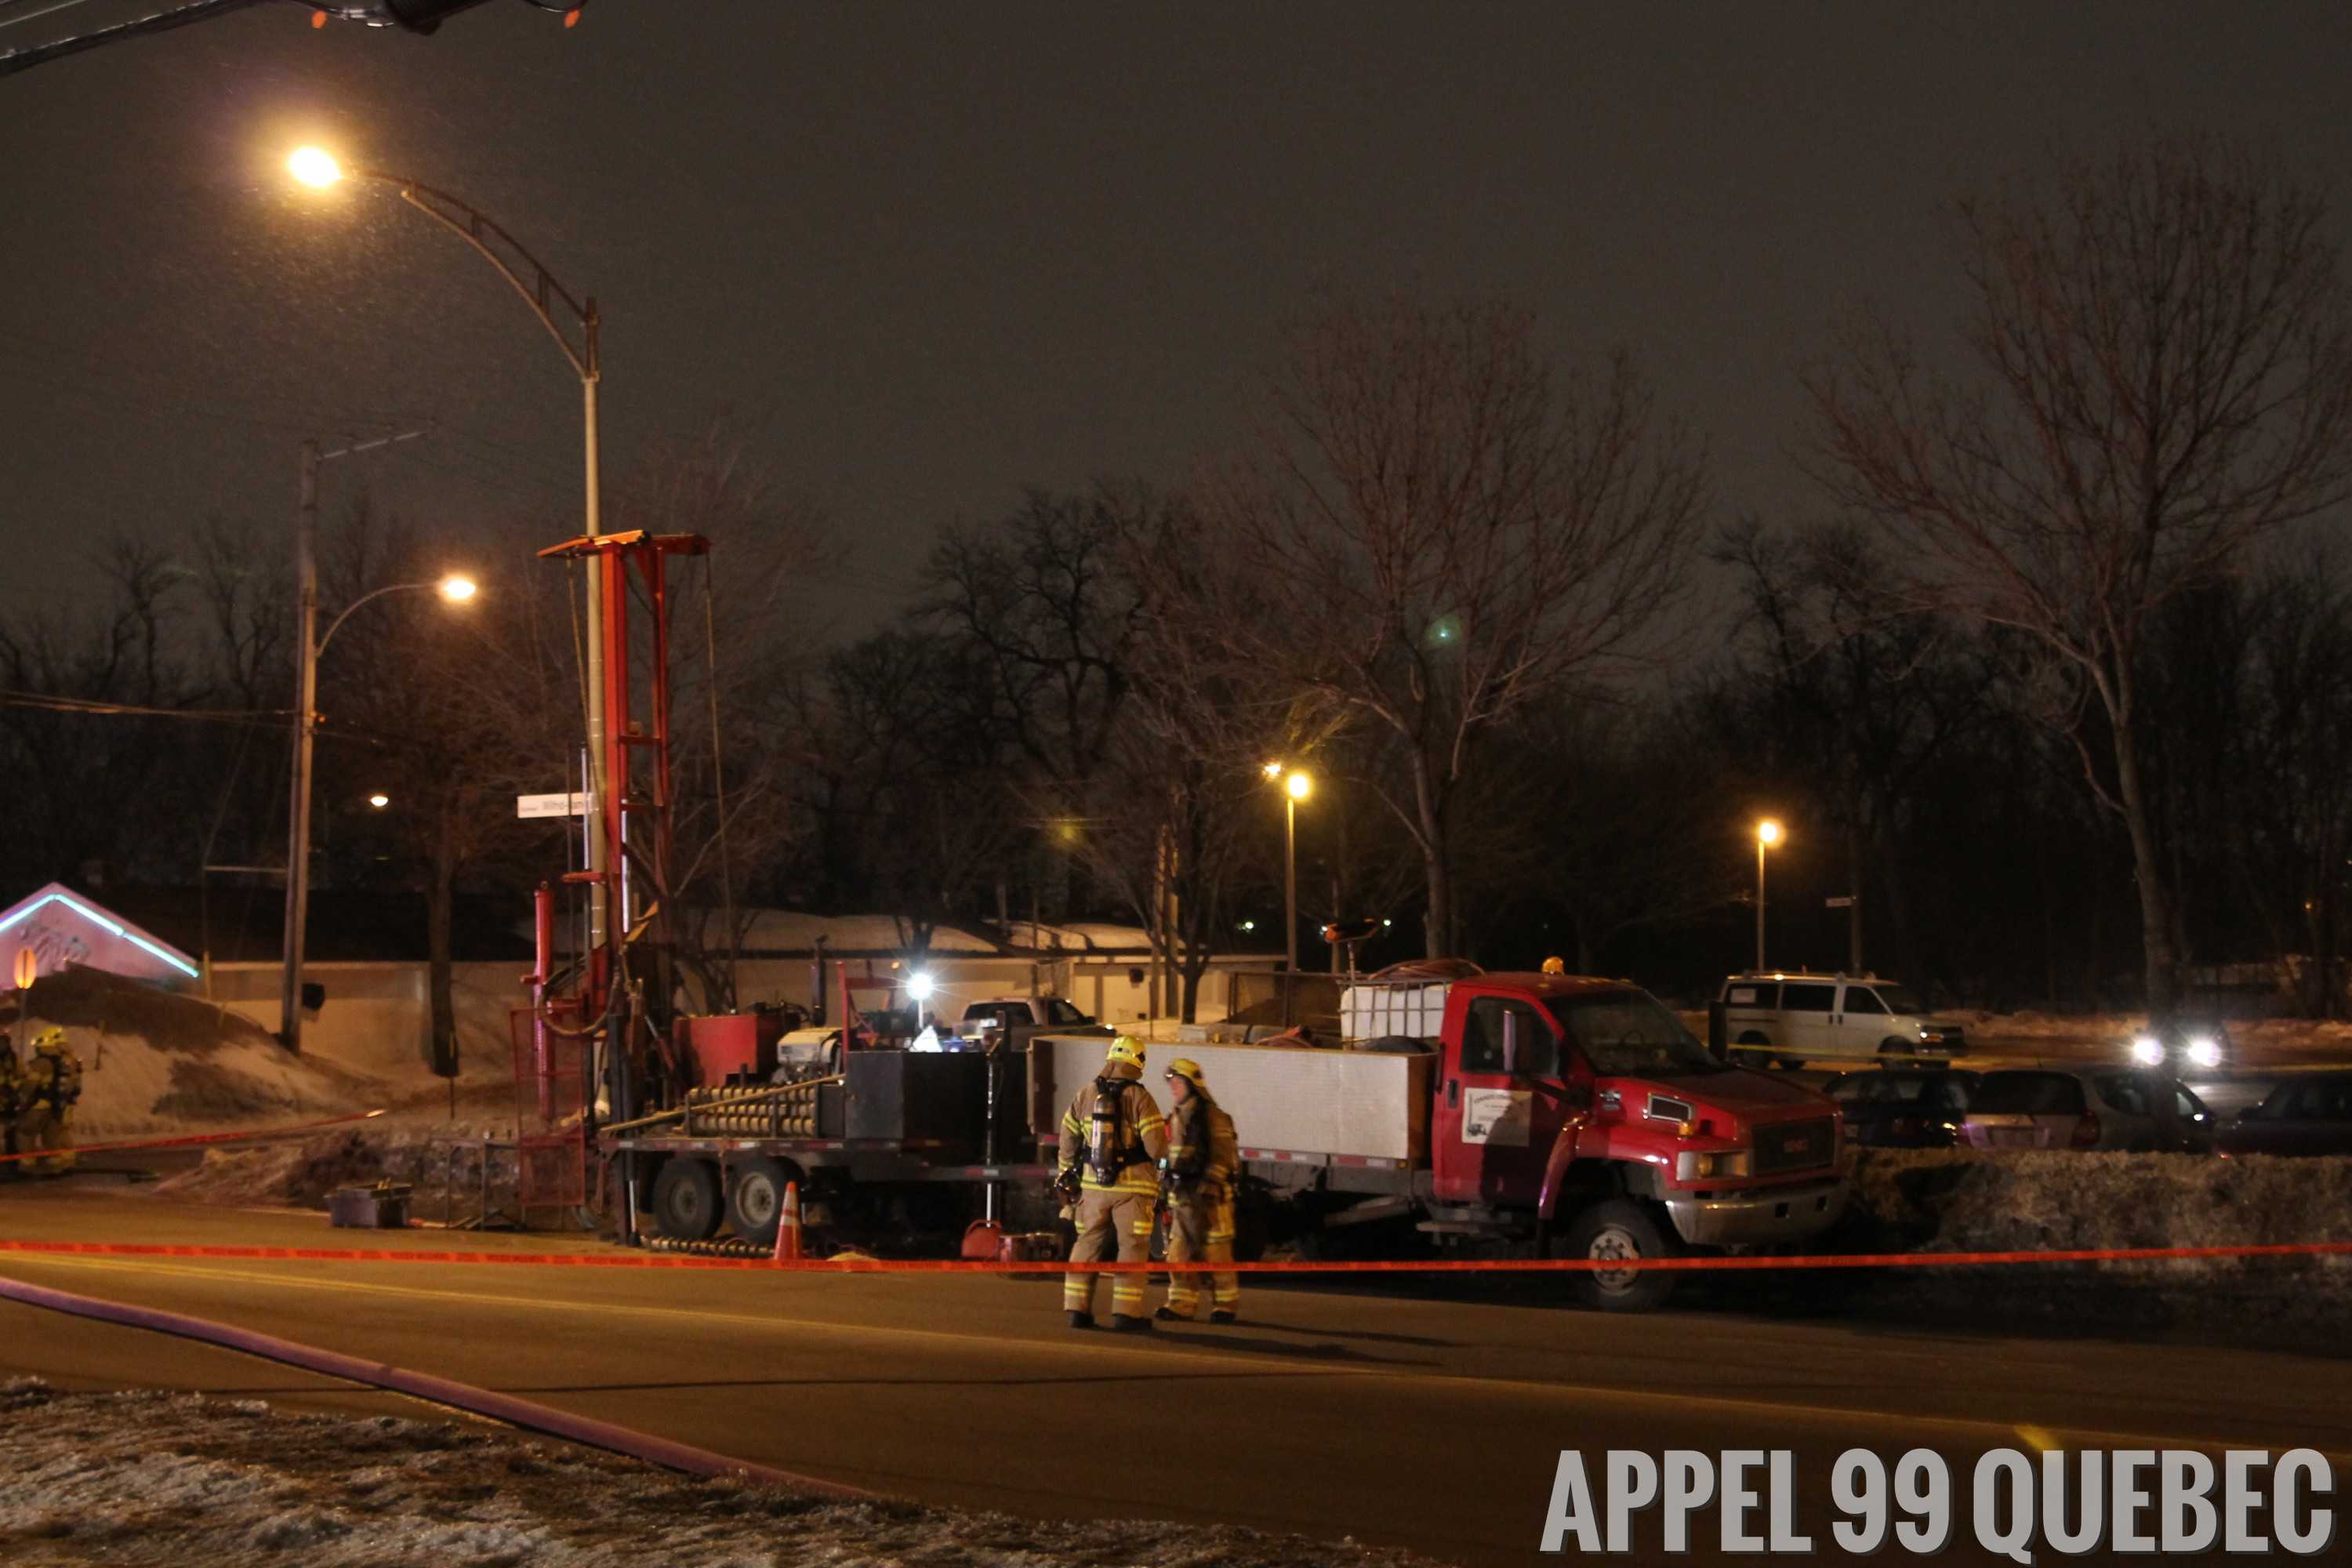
top-left (1956, 1068), bottom-right (2216, 1153)
top-left (2127, 1017), bottom-right (2234, 1073)
top-left (1819, 1067), bottom-right (1981, 1148)
top-left (2217, 1072), bottom-right (2352, 1158)
top-left (1717, 971), bottom-right (1969, 1066)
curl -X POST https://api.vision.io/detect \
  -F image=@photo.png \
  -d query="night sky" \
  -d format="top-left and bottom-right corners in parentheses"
top-left (4, 2), bottom-right (2350, 635)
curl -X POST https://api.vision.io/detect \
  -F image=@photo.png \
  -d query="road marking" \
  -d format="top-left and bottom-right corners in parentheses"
top-left (12, 1251), bottom-right (2350, 1466)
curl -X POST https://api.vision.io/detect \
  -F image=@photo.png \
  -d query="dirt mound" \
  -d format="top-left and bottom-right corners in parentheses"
top-left (1835, 1148), bottom-right (2352, 1349)
top-left (3, 968), bottom-right (375, 1137)
top-left (3, 967), bottom-right (277, 1054)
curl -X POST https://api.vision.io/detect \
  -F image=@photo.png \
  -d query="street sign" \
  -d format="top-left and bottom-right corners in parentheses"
top-left (1825, 895), bottom-right (1857, 908)
top-left (13, 947), bottom-right (34, 989)
top-left (517, 792), bottom-right (592, 821)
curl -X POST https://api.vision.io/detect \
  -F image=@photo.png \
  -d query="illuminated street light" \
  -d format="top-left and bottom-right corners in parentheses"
top-left (288, 147), bottom-right (343, 188)
top-left (1276, 769), bottom-right (1314, 973)
top-left (280, 572), bottom-right (477, 1052)
top-left (906, 971), bottom-right (935, 1001)
top-left (1755, 818), bottom-right (1784, 970)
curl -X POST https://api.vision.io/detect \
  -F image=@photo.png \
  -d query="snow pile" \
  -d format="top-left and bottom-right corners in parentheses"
top-left (3, 968), bottom-right (375, 1137)
top-left (149, 1124), bottom-right (518, 1213)
top-left (1837, 1149), bottom-right (2352, 1347)
top-left (0, 1381), bottom-right (1450, 1568)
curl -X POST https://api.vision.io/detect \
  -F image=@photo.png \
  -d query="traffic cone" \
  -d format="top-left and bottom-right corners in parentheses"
top-left (772, 1180), bottom-right (802, 1264)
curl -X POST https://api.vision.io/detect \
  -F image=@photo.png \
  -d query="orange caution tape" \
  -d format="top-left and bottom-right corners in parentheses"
top-left (0, 1109), bottom-right (389, 1166)
top-left (0, 1237), bottom-right (2346, 1273)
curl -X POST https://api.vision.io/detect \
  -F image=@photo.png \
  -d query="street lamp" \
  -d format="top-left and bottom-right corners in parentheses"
top-left (1273, 768), bottom-right (1312, 971)
top-left (287, 144), bottom-right (612, 975)
top-left (1755, 818), bottom-right (1784, 970)
top-left (278, 571), bottom-right (474, 1051)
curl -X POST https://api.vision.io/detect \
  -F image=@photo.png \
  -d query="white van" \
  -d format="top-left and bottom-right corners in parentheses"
top-left (1716, 972), bottom-right (1968, 1067)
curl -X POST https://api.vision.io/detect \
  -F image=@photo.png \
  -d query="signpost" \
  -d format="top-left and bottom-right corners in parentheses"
top-left (516, 793), bottom-right (592, 820)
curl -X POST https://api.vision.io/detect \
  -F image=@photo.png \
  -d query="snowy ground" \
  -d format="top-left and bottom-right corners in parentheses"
top-left (0, 1380), bottom-right (1446, 1568)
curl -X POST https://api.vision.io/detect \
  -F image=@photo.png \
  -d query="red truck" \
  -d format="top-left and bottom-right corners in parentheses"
top-left (1038, 967), bottom-right (1850, 1309)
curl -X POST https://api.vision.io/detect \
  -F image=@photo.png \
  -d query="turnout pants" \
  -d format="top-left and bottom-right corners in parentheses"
top-left (1065, 1187), bottom-right (1155, 1319)
top-left (1163, 1190), bottom-right (1238, 1317)
top-left (14, 1108), bottom-right (72, 1175)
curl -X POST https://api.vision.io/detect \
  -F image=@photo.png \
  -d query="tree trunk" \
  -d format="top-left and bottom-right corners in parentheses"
top-left (1413, 757), bottom-right (1454, 957)
top-left (428, 804), bottom-right (459, 1079)
top-left (2109, 720), bottom-right (2180, 1013)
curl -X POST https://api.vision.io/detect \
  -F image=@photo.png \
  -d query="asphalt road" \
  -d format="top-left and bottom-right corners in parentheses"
top-left (2, 1185), bottom-right (2348, 1566)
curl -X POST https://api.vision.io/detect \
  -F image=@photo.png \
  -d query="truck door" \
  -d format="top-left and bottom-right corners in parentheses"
top-left (1432, 991), bottom-right (1570, 1205)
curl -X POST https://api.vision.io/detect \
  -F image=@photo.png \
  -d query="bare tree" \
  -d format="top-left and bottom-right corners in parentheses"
top-left (1189, 294), bottom-right (1706, 956)
top-left (1809, 139), bottom-right (2352, 1010)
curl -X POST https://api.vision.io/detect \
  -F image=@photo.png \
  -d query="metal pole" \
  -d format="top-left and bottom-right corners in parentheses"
top-left (1285, 794), bottom-right (1298, 974)
top-left (1755, 839), bottom-right (1767, 971)
top-left (278, 439), bottom-right (320, 1052)
top-left (581, 369), bottom-right (607, 968)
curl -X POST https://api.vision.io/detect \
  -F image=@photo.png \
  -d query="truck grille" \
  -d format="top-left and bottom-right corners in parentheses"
top-left (1755, 1116), bottom-right (1835, 1174)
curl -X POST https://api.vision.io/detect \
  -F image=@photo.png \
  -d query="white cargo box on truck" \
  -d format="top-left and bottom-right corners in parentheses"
top-left (1339, 981), bottom-right (1452, 1044)
top-left (1030, 1033), bottom-right (1432, 1166)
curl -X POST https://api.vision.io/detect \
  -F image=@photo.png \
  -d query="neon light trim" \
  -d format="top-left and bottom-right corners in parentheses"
top-left (0, 891), bottom-right (200, 979)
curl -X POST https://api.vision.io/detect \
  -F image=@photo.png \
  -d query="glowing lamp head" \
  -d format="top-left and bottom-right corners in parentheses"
top-left (1285, 770), bottom-right (1312, 803)
top-left (1756, 818), bottom-right (1784, 848)
top-left (288, 147), bottom-right (344, 189)
top-left (2130, 1035), bottom-right (2165, 1066)
top-left (437, 575), bottom-right (477, 604)
top-left (367, 793), bottom-right (390, 809)
top-left (906, 971), bottom-right (935, 1002)
top-left (2187, 1036), bottom-right (2221, 1069)
top-left (1261, 760), bottom-right (1283, 779)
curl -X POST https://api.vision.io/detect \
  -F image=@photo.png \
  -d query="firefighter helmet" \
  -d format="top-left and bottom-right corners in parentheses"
top-left (1541, 956), bottom-right (1566, 975)
top-left (1165, 1057), bottom-right (1205, 1090)
top-left (1105, 1036), bottom-right (1145, 1070)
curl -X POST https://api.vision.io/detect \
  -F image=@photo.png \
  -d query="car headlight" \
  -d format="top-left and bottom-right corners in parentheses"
top-left (2130, 1036), bottom-right (2164, 1065)
top-left (2187, 1037), bottom-right (2220, 1069)
top-left (1676, 1149), bottom-right (1752, 1181)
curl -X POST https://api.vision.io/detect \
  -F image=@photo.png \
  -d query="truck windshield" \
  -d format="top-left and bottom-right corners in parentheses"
top-left (1546, 993), bottom-right (1723, 1075)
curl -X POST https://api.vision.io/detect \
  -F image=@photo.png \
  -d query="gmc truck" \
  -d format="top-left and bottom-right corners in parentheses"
top-left (1036, 969), bottom-right (1849, 1310)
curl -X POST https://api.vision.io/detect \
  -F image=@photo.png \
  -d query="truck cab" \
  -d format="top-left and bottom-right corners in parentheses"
top-left (1429, 974), bottom-right (1846, 1305)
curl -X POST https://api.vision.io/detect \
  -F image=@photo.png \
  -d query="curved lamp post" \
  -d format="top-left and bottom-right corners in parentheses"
top-left (280, 570), bottom-right (477, 1050)
top-left (288, 145), bottom-right (612, 971)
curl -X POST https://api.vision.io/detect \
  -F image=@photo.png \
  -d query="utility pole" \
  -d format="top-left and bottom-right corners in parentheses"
top-left (278, 440), bottom-right (320, 1051)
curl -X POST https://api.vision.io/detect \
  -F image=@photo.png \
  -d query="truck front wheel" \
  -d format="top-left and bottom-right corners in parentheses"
top-left (1561, 1199), bottom-right (1680, 1312)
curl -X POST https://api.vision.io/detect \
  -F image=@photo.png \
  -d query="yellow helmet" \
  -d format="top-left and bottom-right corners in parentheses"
top-left (1105, 1036), bottom-right (1145, 1070)
top-left (30, 1026), bottom-right (67, 1054)
top-left (1165, 1056), bottom-right (1205, 1089)
top-left (1541, 956), bottom-right (1566, 975)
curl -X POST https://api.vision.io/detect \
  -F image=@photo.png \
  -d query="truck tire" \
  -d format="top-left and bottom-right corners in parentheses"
top-left (1878, 1037), bottom-right (1909, 1058)
top-left (650, 1157), bottom-right (723, 1242)
top-left (1733, 1033), bottom-right (1776, 1069)
top-left (1562, 1199), bottom-right (1680, 1312)
top-left (725, 1156), bottom-right (800, 1249)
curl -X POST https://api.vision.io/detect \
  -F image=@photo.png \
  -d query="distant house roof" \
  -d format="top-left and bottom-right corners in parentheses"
top-left (0, 883), bottom-right (200, 985)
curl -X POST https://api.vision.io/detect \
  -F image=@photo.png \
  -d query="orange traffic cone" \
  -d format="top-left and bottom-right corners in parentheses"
top-left (772, 1180), bottom-right (802, 1264)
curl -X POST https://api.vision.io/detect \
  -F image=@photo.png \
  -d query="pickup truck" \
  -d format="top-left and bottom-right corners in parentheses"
top-left (959, 995), bottom-right (1109, 1044)
top-left (1034, 969), bottom-right (1849, 1310)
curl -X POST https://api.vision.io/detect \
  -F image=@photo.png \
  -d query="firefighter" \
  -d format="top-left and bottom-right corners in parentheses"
top-left (17, 1027), bottom-right (81, 1177)
top-left (1054, 1036), bottom-right (1167, 1330)
top-left (1156, 1056), bottom-right (1240, 1324)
